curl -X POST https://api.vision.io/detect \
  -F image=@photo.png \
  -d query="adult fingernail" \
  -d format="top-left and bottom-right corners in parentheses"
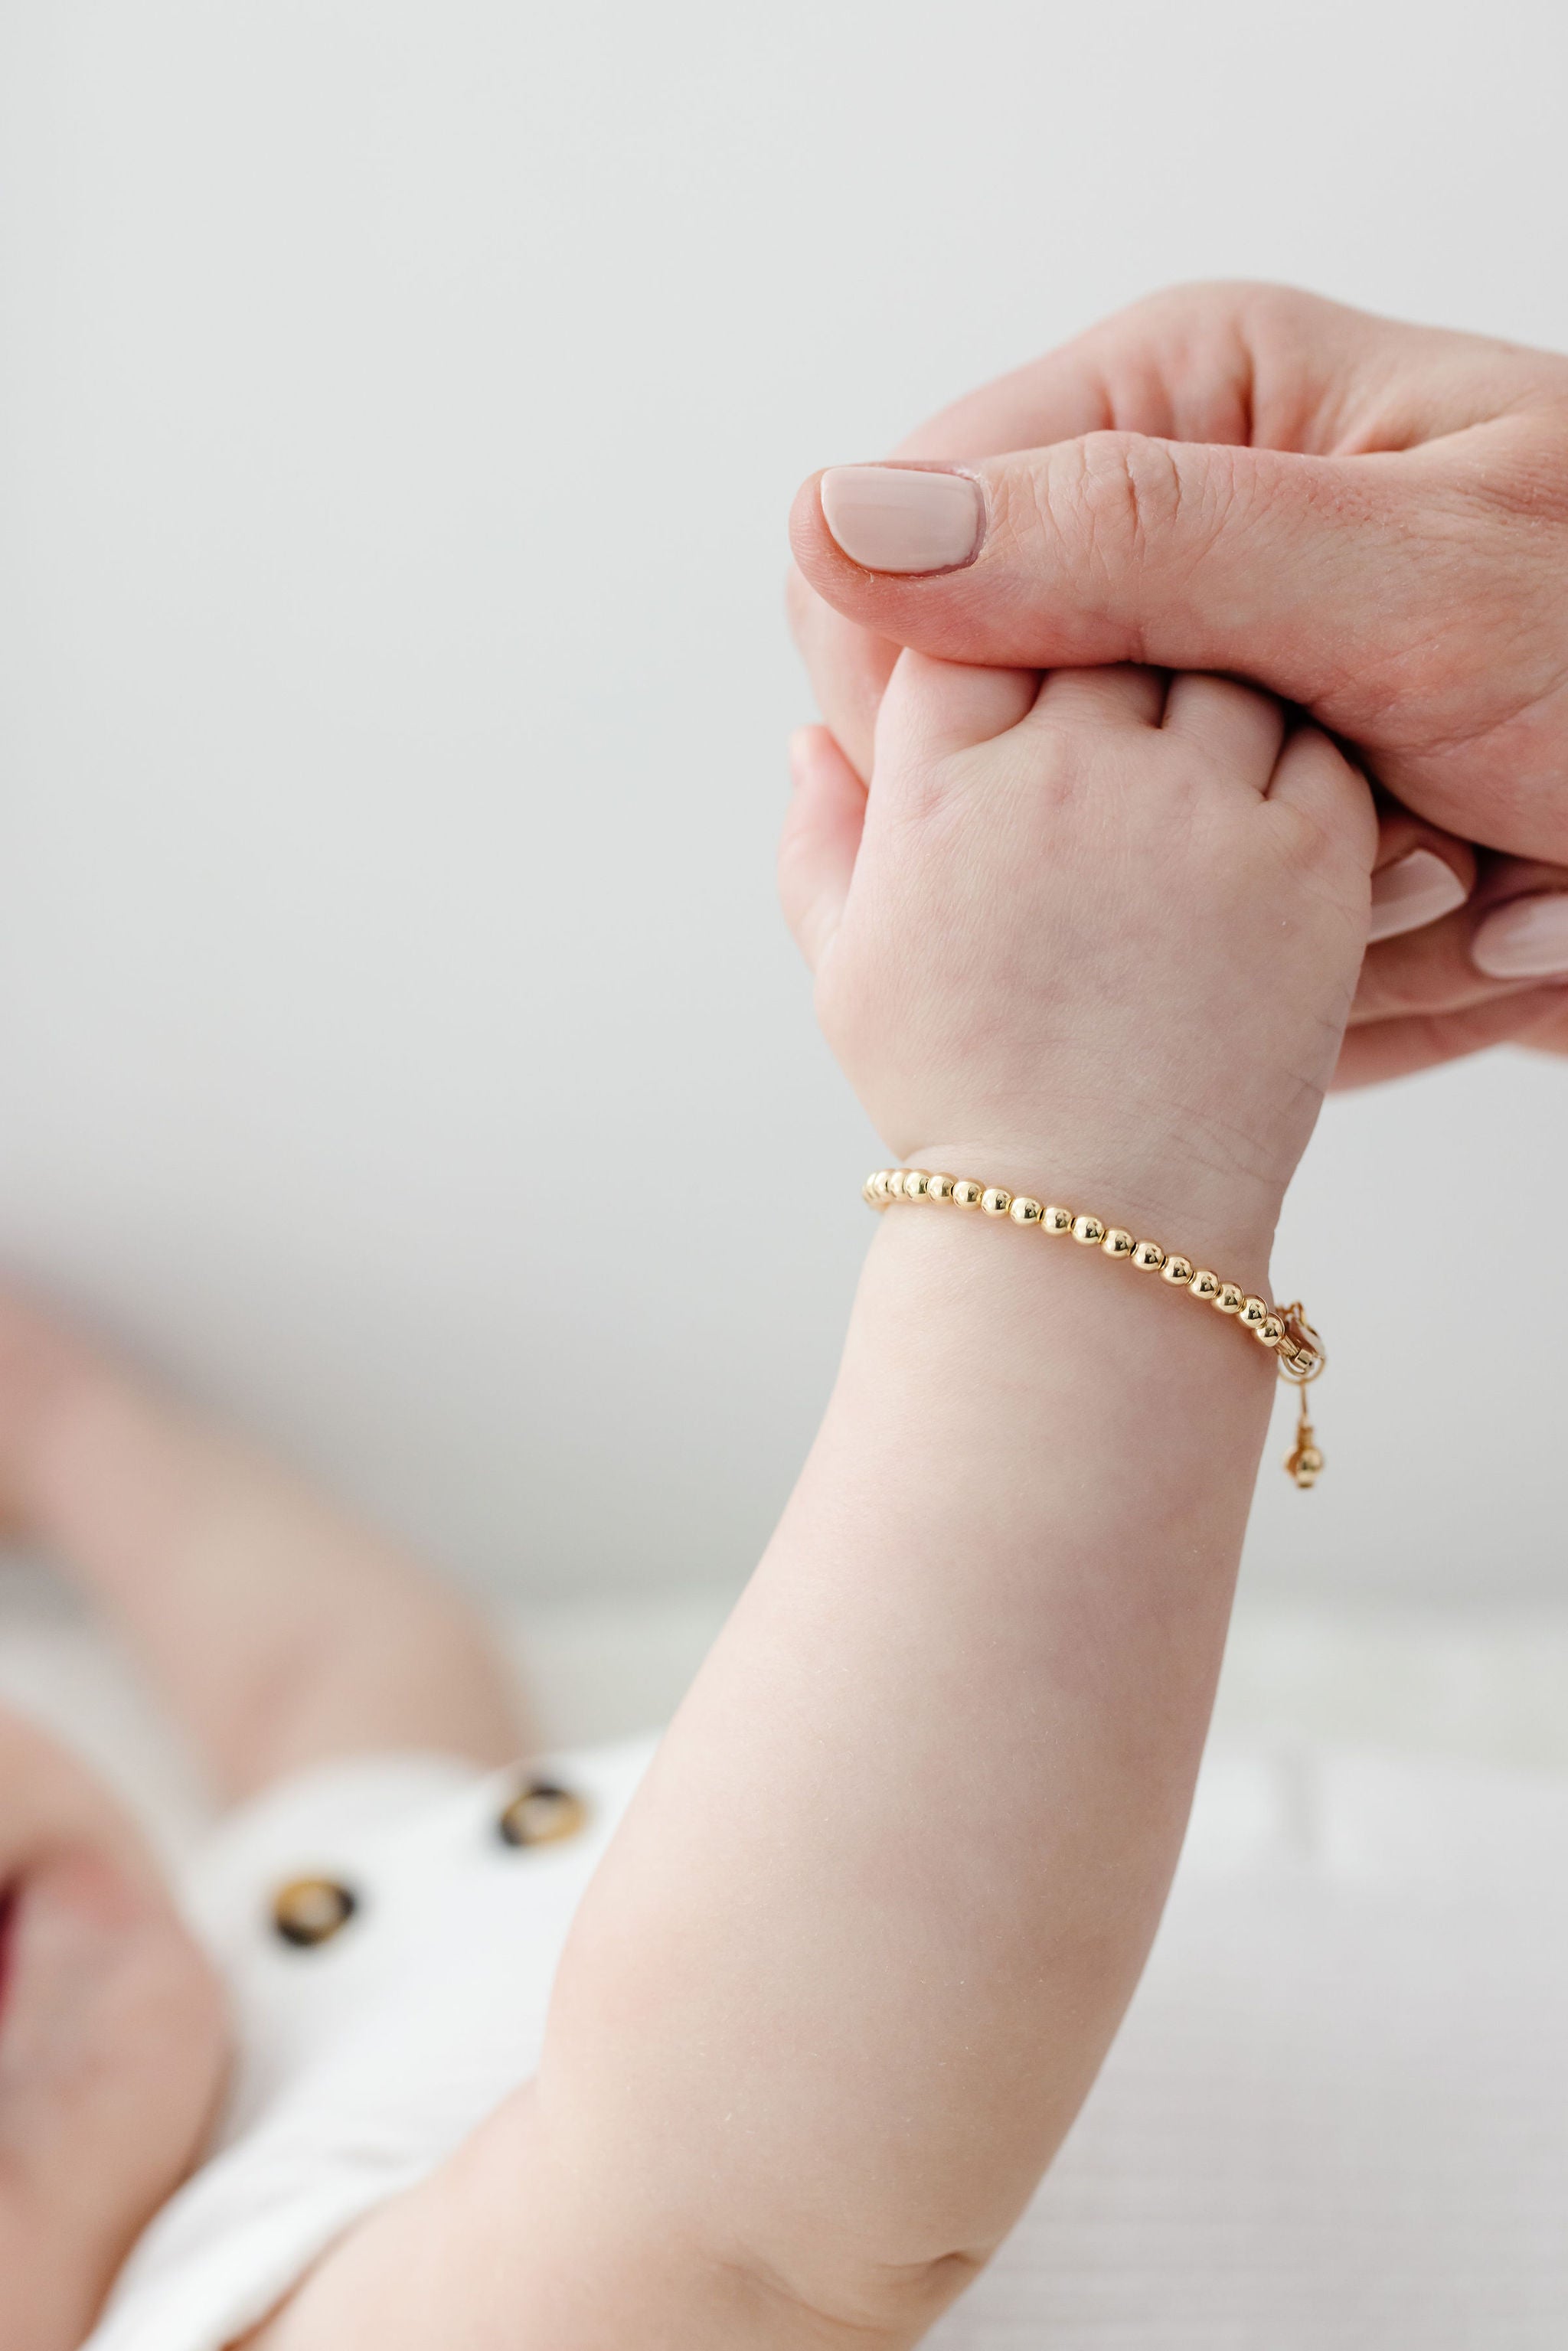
top-left (1472, 892), bottom-right (1568, 978)
top-left (818, 465), bottom-right (984, 575)
top-left (1367, 848), bottom-right (1470, 942)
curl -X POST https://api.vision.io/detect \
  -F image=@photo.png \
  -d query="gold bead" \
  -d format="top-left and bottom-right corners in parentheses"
top-left (1161, 1255), bottom-right (1194, 1286)
top-left (903, 1170), bottom-right (930, 1200)
top-left (926, 1173), bottom-right (956, 1202)
top-left (950, 1178), bottom-right (983, 1209)
top-left (1188, 1268), bottom-right (1220, 1300)
top-left (1041, 1204), bottom-right (1074, 1235)
top-left (1288, 1429), bottom-right (1325, 1485)
top-left (1238, 1295), bottom-right (1269, 1331)
top-left (1130, 1239), bottom-right (1165, 1272)
top-left (1102, 1228), bottom-right (1135, 1259)
top-left (1213, 1282), bottom-right (1244, 1314)
top-left (886, 1169), bottom-right (906, 1197)
top-left (981, 1187), bottom-right (1012, 1216)
top-left (1255, 1314), bottom-right (1285, 1348)
top-left (1071, 1214), bottom-right (1106, 1246)
top-left (1010, 1195), bottom-right (1044, 1226)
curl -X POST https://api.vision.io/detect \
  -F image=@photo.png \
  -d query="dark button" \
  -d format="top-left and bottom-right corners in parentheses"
top-left (272, 1876), bottom-right (358, 1948)
top-left (497, 1780), bottom-right (588, 1849)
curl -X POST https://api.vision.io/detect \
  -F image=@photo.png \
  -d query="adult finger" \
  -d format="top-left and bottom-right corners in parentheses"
top-left (789, 284), bottom-right (1550, 814)
top-left (789, 279), bottom-right (1338, 776)
top-left (891, 282), bottom-right (1483, 466)
top-left (1522, 999), bottom-right (1568, 1057)
top-left (1471, 887), bottom-right (1568, 984)
top-left (1351, 857), bottom-right (1568, 1027)
top-left (791, 434), bottom-right (1422, 716)
top-left (1367, 808), bottom-right (1474, 943)
top-left (779, 727), bottom-right (866, 973)
top-left (1333, 987), bottom-right (1568, 1089)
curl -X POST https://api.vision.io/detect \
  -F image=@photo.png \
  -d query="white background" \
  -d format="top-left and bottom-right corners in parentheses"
top-left (0, 1), bottom-right (1562, 1605)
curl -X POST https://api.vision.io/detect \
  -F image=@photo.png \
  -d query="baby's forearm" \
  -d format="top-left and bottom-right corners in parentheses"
top-left (522, 1170), bottom-right (1279, 2342)
top-left (0, 1296), bottom-right (520, 1792)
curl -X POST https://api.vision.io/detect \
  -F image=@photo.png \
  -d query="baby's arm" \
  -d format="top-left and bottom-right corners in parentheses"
top-left (256, 661), bottom-right (1375, 2349)
top-left (0, 1298), bottom-right (521, 1794)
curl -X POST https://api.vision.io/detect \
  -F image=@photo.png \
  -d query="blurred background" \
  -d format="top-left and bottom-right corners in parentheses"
top-left (0, 0), bottom-right (1563, 1636)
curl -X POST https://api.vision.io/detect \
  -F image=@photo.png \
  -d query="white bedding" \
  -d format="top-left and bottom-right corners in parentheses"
top-left (5, 1567), bottom-right (1566, 2346)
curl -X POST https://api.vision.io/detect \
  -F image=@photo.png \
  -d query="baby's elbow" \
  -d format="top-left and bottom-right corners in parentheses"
top-left (726, 2238), bottom-right (992, 2350)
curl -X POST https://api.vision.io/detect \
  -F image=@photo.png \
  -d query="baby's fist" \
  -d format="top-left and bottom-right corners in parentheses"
top-left (782, 657), bottom-right (1377, 1244)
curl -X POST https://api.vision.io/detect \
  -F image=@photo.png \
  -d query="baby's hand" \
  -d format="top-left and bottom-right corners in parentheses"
top-left (783, 661), bottom-right (1377, 1246)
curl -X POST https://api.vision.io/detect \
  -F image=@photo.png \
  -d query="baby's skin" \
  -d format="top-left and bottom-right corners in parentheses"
top-left (0, 655), bottom-right (1376, 2349)
top-left (0, 1293), bottom-right (522, 2351)
top-left (0, 1707), bottom-right (224, 2351)
top-left (247, 661), bottom-right (1376, 2349)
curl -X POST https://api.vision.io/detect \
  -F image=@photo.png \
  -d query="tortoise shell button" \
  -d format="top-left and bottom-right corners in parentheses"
top-left (272, 1876), bottom-right (358, 1948)
top-left (497, 1779), bottom-right (588, 1849)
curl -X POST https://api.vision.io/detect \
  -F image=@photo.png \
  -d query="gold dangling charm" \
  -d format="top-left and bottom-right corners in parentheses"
top-left (1276, 1302), bottom-right (1325, 1489)
top-left (1285, 1387), bottom-right (1324, 1489)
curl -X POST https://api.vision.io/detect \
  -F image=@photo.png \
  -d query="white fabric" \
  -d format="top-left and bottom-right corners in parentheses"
top-left (933, 1742), bottom-right (1568, 2347)
top-left (23, 1557), bottom-right (1560, 2351)
top-left (85, 1735), bottom-right (656, 2351)
top-left (81, 1728), bottom-right (1568, 2351)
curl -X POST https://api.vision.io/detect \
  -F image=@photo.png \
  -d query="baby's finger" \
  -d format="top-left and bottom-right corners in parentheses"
top-left (1161, 674), bottom-right (1284, 791)
top-left (1266, 725), bottom-right (1379, 864)
top-left (785, 562), bottom-right (893, 785)
top-left (874, 647), bottom-right (1038, 764)
top-left (1031, 664), bottom-right (1165, 730)
top-left (779, 728), bottom-right (866, 975)
top-left (1368, 806), bottom-right (1474, 942)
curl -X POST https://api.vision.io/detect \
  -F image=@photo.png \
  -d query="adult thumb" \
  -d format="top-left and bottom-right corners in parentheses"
top-left (790, 439), bottom-right (1414, 708)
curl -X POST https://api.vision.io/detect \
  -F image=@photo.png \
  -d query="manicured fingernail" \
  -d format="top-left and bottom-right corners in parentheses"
top-left (818, 465), bottom-right (984, 575)
top-left (1367, 847), bottom-right (1470, 942)
top-left (1472, 892), bottom-right (1568, 978)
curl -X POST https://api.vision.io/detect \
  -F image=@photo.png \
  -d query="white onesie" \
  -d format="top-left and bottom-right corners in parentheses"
top-left (84, 1733), bottom-right (1568, 2349)
top-left (85, 1734), bottom-right (655, 2351)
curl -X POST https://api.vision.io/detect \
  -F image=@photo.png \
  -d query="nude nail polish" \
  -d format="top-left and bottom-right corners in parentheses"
top-left (1471, 892), bottom-right (1568, 978)
top-left (1367, 848), bottom-right (1470, 942)
top-left (818, 465), bottom-right (985, 575)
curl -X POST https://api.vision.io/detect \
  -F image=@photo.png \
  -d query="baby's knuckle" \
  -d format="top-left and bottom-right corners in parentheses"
top-left (887, 759), bottom-right (958, 828)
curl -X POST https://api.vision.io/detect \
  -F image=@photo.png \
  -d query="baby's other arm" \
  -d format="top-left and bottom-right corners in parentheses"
top-left (0, 1298), bottom-right (521, 1795)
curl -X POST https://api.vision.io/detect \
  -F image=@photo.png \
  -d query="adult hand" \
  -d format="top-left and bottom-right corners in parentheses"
top-left (787, 285), bottom-right (1568, 1083)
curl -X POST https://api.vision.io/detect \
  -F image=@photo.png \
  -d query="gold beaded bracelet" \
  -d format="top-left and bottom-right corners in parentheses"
top-left (864, 1167), bottom-right (1327, 1489)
